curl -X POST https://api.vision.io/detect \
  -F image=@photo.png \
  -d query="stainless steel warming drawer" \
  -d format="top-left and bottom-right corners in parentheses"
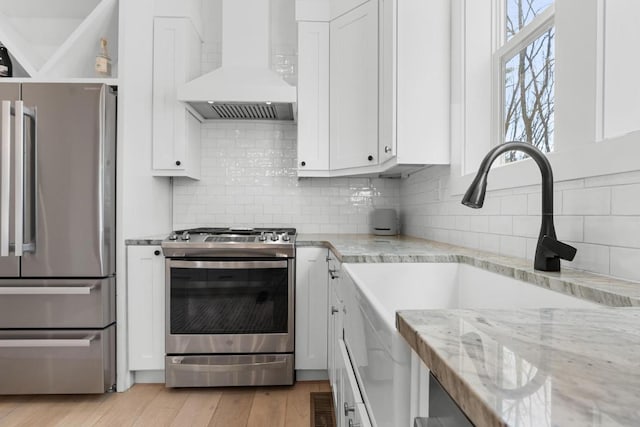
top-left (0, 278), bottom-right (115, 329)
top-left (0, 326), bottom-right (116, 394)
top-left (165, 354), bottom-right (294, 388)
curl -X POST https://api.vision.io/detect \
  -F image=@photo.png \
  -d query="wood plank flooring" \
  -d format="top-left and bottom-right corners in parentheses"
top-left (0, 381), bottom-right (330, 427)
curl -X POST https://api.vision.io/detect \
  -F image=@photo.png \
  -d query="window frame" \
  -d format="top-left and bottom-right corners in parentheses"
top-left (449, 0), bottom-right (640, 196)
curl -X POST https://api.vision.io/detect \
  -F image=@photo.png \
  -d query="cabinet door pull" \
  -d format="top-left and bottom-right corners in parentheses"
top-left (154, 250), bottom-right (161, 256)
top-left (384, 145), bottom-right (391, 153)
top-left (300, 161), bottom-right (306, 166)
top-left (331, 306), bottom-right (339, 315)
top-left (367, 155), bottom-right (374, 161)
top-left (344, 402), bottom-right (355, 416)
top-left (175, 160), bottom-right (181, 166)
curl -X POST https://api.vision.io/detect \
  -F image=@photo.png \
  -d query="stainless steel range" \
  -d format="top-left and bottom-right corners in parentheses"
top-left (161, 227), bottom-right (296, 387)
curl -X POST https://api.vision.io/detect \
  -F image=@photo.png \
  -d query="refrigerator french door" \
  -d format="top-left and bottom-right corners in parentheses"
top-left (0, 83), bottom-right (116, 394)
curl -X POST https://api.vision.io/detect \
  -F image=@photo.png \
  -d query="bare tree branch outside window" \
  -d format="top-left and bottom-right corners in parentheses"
top-left (503, 0), bottom-right (554, 163)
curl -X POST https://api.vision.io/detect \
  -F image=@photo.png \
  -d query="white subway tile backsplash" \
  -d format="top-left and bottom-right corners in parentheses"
top-left (611, 184), bottom-right (640, 215)
top-left (570, 243), bottom-right (610, 276)
top-left (400, 163), bottom-right (640, 280)
top-left (468, 215), bottom-right (489, 233)
top-left (488, 216), bottom-right (513, 235)
top-left (455, 216), bottom-right (471, 231)
top-left (512, 216), bottom-right (539, 238)
top-left (478, 233), bottom-right (501, 253)
top-left (610, 247), bottom-right (640, 282)
top-left (562, 187), bottom-right (611, 215)
top-left (173, 121), bottom-right (400, 231)
top-left (499, 235), bottom-right (527, 259)
top-left (584, 216), bottom-right (640, 247)
top-left (554, 216), bottom-right (584, 242)
top-left (500, 194), bottom-right (528, 215)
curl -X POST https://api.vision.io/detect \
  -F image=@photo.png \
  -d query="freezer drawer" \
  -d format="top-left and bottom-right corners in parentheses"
top-left (0, 277), bottom-right (115, 328)
top-left (0, 325), bottom-right (116, 394)
top-left (165, 354), bottom-right (294, 387)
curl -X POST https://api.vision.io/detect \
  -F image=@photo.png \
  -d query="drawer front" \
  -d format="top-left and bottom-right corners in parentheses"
top-left (165, 354), bottom-right (294, 387)
top-left (0, 277), bottom-right (115, 328)
top-left (0, 326), bottom-right (116, 394)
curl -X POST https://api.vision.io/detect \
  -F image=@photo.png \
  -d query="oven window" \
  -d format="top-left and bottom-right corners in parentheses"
top-left (170, 266), bottom-right (289, 335)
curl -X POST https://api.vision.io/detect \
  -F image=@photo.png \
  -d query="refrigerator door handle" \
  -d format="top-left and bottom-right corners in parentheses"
top-left (13, 101), bottom-right (23, 257)
top-left (0, 286), bottom-right (93, 295)
top-left (1, 101), bottom-right (10, 257)
top-left (0, 337), bottom-right (95, 348)
top-left (24, 105), bottom-right (36, 254)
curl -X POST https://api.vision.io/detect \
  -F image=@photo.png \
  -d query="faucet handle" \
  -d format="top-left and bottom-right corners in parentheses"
top-left (541, 236), bottom-right (577, 261)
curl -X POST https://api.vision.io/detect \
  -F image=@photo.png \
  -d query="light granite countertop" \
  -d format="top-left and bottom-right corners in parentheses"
top-left (397, 308), bottom-right (640, 427)
top-left (125, 235), bottom-right (166, 246)
top-left (297, 233), bottom-right (640, 426)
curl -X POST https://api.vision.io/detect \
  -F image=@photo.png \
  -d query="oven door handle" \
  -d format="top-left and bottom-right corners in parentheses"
top-left (168, 260), bottom-right (288, 269)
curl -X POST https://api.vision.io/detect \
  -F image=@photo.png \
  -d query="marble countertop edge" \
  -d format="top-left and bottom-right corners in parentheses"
top-left (396, 313), bottom-right (507, 427)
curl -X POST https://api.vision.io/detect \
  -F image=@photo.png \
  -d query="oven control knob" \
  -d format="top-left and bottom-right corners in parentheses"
top-left (281, 233), bottom-right (290, 242)
top-left (270, 232), bottom-right (279, 241)
top-left (181, 231), bottom-right (190, 241)
top-left (259, 231), bottom-right (267, 241)
top-left (168, 233), bottom-right (178, 240)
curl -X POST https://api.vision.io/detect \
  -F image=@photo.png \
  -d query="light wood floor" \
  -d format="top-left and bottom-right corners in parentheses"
top-left (0, 381), bottom-right (331, 427)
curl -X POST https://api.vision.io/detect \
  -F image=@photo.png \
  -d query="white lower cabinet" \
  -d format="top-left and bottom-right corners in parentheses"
top-left (295, 247), bottom-right (329, 370)
top-left (127, 245), bottom-right (165, 371)
top-left (327, 251), bottom-right (343, 407)
top-left (328, 256), bottom-right (372, 427)
top-left (338, 341), bottom-right (372, 427)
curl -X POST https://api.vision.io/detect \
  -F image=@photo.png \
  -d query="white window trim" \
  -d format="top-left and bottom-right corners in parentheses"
top-left (449, 0), bottom-right (640, 196)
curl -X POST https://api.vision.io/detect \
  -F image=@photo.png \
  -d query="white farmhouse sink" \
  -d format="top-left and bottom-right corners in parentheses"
top-left (340, 262), bottom-right (599, 427)
top-left (345, 262), bottom-right (598, 331)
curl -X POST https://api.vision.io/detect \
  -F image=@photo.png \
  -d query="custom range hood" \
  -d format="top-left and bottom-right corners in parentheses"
top-left (178, 0), bottom-right (296, 121)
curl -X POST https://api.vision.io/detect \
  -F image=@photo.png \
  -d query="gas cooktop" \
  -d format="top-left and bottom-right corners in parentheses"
top-left (161, 227), bottom-right (297, 258)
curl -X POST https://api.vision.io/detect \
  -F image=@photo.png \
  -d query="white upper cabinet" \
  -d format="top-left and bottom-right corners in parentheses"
top-left (297, 21), bottom-right (330, 173)
top-left (0, 0), bottom-right (119, 80)
top-left (329, 0), bottom-right (379, 171)
top-left (295, 0), bottom-right (451, 178)
top-left (151, 16), bottom-right (202, 180)
top-left (378, 0), bottom-right (450, 172)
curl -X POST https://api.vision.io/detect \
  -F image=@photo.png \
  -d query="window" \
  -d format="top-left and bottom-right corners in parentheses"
top-left (497, 0), bottom-right (555, 163)
top-left (450, 0), bottom-right (640, 196)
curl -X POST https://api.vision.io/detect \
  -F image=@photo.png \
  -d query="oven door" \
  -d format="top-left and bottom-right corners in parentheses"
top-left (166, 259), bottom-right (294, 354)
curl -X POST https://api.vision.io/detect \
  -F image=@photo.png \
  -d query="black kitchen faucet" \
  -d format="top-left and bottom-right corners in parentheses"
top-left (461, 141), bottom-right (576, 272)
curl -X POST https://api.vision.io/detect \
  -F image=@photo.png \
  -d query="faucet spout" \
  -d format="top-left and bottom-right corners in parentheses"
top-left (461, 142), bottom-right (576, 272)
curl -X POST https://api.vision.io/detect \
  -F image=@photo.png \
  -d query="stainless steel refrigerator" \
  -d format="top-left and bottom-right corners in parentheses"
top-left (0, 83), bottom-right (116, 394)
